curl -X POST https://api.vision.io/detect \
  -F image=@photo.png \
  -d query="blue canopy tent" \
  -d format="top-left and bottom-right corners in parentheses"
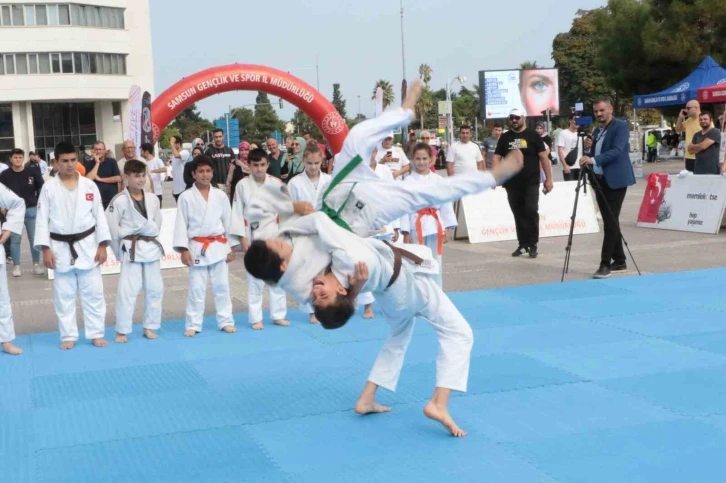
top-left (633, 56), bottom-right (726, 108)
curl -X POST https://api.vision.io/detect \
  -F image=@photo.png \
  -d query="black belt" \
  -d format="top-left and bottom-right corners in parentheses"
top-left (50, 226), bottom-right (96, 265)
top-left (122, 235), bottom-right (164, 262)
top-left (383, 241), bottom-right (424, 289)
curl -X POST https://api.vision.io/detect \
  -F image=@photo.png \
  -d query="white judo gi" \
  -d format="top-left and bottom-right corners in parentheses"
top-left (35, 175), bottom-right (111, 342)
top-left (230, 175), bottom-right (288, 325)
top-left (173, 185), bottom-right (236, 332)
top-left (287, 171), bottom-right (331, 315)
top-left (0, 185), bottom-right (24, 344)
top-left (106, 189), bottom-right (164, 335)
top-left (399, 171), bottom-right (457, 287)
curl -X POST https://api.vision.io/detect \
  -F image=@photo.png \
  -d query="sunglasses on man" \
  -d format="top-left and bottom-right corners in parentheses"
top-left (509, 115), bottom-right (521, 121)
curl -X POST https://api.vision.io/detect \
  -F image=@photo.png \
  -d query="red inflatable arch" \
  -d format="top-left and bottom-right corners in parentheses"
top-left (151, 64), bottom-right (348, 153)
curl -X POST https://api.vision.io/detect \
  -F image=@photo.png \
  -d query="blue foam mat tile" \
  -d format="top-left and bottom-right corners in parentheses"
top-left (461, 304), bottom-right (584, 329)
top-left (35, 426), bottom-right (288, 483)
top-left (247, 406), bottom-right (556, 483)
top-left (453, 382), bottom-right (678, 443)
top-left (599, 269), bottom-right (726, 291)
top-left (524, 338), bottom-right (726, 380)
top-left (33, 388), bottom-right (246, 449)
top-left (508, 419), bottom-right (726, 483)
top-left (291, 314), bottom-right (394, 343)
top-left (31, 361), bottom-right (207, 408)
top-left (539, 292), bottom-right (698, 318)
top-left (471, 320), bottom-right (641, 355)
top-left (0, 380), bottom-right (32, 413)
top-left (332, 332), bottom-right (438, 367)
top-left (702, 414), bottom-right (726, 433)
top-left (667, 330), bottom-right (726, 356)
top-left (0, 338), bottom-right (32, 383)
top-left (0, 413), bottom-right (34, 483)
top-left (594, 308), bottom-right (726, 337)
top-left (213, 365), bottom-right (421, 424)
top-left (600, 365), bottom-right (726, 417)
top-left (446, 289), bottom-right (524, 307)
top-left (489, 279), bottom-right (632, 302)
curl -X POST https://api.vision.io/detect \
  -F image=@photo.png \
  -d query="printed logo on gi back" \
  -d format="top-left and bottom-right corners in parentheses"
top-left (250, 222), bottom-right (259, 230)
top-left (86, 193), bottom-right (94, 201)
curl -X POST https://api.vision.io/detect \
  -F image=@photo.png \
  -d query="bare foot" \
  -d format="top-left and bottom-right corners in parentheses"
top-left (273, 319), bottom-right (290, 327)
top-left (60, 340), bottom-right (76, 350)
top-left (143, 329), bottom-right (158, 340)
top-left (2, 342), bottom-right (22, 355)
top-left (221, 325), bottom-right (237, 333)
top-left (309, 314), bottom-right (319, 324)
top-left (251, 322), bottom-right (264, 331)
top-left (423, 402), bottom-right (467, 437)
top-left (363, 305), bottom-right (374, 319)
top-left (92, 338), bottom-right (108, 348)
top-left (115, 332), bottom-right (128, 344)
top-left (184, 330), bottom-right (198, 338)
top-left (354, 400), bottom-right (392, 415)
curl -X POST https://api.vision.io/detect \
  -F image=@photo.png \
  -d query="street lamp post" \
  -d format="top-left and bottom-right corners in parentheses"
top-left (446, 75), bottom-right (466, 146)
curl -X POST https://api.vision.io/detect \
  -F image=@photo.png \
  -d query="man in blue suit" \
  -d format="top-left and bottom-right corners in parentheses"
top-left (579, 98), bottom-right (636, 279)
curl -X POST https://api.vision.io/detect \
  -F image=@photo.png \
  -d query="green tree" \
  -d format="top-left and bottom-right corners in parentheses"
top-left (169, 103), bottom-right (214, 143)
top-left (291, 110), bottom-right (322, 140)
top-left (519, 61), bottom-right (539, 70)
top-left (371, 80), bottom-right (395, 109)
top-left (332, 83), bottom-right (348, 120)
top-left (252, 91), bottom-right (284, 144)
top-left (552, 9), bottom-right (613, 115)
top-left (158, 126), bottom-right (180, 149)
top-left (419, 64), bottom-right (432, 85)
top-left (415, 64), bottom-right (435, 130)
top-left (230, 107), bottom-right (255, 142)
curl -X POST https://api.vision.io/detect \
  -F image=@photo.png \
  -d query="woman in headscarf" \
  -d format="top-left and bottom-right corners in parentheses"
top-left (281, 137), bottom-right (306, 183)
top-left (226, 141), bottom-right (251, 202)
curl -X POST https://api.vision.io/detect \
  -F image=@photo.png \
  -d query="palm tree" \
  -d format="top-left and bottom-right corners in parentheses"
top-left (418, 64), bottom-right (432, 86)
top-left (519, 61), bottom-right (539, 70)
top-left (416, 64), bottom-right (434, 130)
top-left (371, 80), bottom-right (394, 109)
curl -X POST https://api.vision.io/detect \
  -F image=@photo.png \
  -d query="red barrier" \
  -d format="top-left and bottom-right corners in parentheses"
top-left (150, 64), bottom-right (348, 153)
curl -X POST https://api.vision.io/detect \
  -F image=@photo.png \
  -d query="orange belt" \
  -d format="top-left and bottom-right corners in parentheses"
top-left (192, 235), bottom-right (228, 256)
top-left (415, 207), bottom-right (444, 255)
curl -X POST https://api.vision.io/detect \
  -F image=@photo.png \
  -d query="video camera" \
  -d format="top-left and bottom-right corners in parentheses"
top-left (571, 103), bottom-right (592, 136)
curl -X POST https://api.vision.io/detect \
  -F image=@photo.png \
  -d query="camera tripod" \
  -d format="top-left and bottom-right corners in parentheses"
top-left (561, 138), bottom-right (641, 282)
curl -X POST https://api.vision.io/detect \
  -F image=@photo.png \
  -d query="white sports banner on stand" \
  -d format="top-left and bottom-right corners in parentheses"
top-left (48, 208), bottom-right (185, 280)
top-left (637, 173), bottom-right (726, 234)
top-left (127, 85), bottom-right (143, 157)
top-left (460, 181), bottom-right (600, 243)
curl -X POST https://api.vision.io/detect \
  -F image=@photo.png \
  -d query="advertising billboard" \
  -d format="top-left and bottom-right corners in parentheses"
top-left (479, 69), bottom-right (560, 119)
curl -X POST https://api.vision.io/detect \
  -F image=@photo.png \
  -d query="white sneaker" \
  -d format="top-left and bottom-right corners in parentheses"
top-left (12, 265), bottom-right (21, 277)
top-left (33, 264), bottom-right (45, 275)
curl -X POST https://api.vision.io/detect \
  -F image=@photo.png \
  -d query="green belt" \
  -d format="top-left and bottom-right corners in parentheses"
top-left (319, 154), bottom-right (364, 232)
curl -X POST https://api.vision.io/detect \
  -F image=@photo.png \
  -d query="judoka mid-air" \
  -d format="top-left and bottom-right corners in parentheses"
top-left (242, 81), bottom-right (524, 437)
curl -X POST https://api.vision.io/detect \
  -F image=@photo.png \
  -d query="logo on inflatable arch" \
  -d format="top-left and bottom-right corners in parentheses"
top-left (321, 111), bottom-right (346, 135)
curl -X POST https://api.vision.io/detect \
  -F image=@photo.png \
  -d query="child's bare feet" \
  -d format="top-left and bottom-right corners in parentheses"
top-left (92, 338), bottom-right (108, 348)
top-left (423, 402), bottom-right (467, 437)
top-left (273, 319), bottom-right (290, 327)
top-left (60, 340), bottom-right (75, 350)
top-left (1, 341), bottom-right (22, 355)
top-left (143, 329), bottom-right (158, 340)
top-left (115, 332), bottom-right (128, 344)
top-left (363, 304), bottom-right (374, 319)
top-left (184, 330), bottom-right (198, 337)
top-left (251, 322), bottom-right (264, 330)
top-left (354, 400), bottom-right (392, 415)
top-left (309, 314), bottom-right (319, 324)
top-left (221, 325), bottom-right (237, 333)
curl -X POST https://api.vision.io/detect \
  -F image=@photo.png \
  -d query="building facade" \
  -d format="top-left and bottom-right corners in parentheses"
top-left (0, 0), bottom-right (153, 162)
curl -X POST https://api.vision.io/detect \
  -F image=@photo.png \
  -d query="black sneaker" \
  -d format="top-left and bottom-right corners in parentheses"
top-left (593, 265), bottom-right (611, 279)
top-left (611, 263), bottom-right (627, 273)
top-left (512, 246), bottom-right (529, 257)
top-left (528, 246), bottom-right (538, 259)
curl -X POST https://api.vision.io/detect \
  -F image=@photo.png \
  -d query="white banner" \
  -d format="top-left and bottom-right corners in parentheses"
top-left (127, 85), bottom-right (142, 157)
top-left (637, 174), bottom-right (726, 234)
top-left (461, 181), bottom-right (600, 243)
top-left (48, 208), bottom-right (185, 280)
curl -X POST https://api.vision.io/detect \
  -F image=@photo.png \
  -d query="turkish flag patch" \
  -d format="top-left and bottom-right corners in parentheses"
top-left (86, 193), bottom-right (94, 201)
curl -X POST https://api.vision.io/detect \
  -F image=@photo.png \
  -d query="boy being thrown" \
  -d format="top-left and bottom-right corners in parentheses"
top-left (244, 81), bottom-right (523, 437)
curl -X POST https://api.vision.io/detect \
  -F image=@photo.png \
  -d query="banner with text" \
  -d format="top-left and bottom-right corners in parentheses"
top-left (461, 181), bottom-right (599, 243)
top-left (637, 173), bottom-right (726, 234)
top-left (48, 208), bottom-right (185, 280)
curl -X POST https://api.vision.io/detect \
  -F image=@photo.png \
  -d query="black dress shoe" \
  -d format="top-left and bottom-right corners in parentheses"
top-left (611, 263), bottom-right (627, 273)
top-left (512, 246), bottom-right (529, 257)
top-left (528, 245), bottom-right (538, 259)
top-left (593, 265), bottom-right (611, 279)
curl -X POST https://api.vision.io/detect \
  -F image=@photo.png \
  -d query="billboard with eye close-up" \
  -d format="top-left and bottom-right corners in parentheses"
top-left (479, 68), bottom-right (560, 119)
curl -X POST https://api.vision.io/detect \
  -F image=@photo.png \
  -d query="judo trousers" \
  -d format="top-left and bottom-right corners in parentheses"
top-left (0, 264), bottom-right (15, 343)
top-left (54, 267), bottom-right (106, 342)
top-left (115, 259), bottom-right (163, 334)
top-left (369, 271), bottom-right (473, 393)
top-left (247, 273), bottom-right (287, 324)
top-left (185, 260), bottom-right (234, 332)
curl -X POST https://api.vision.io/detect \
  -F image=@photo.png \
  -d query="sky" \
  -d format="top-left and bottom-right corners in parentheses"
top-left (149, 0), bottom-right (607, 123)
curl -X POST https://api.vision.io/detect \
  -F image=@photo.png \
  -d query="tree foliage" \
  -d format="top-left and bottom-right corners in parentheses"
top-left (371, 80), bottom-right (395, 109)
top-left (251, 91), bottom-right (285, 144)
top-left (168, 103), bottom-right (214, 144)
top-left (291, 109), bottom-right (323, 140)
top-left (332, 83), bottom-right (348, 120)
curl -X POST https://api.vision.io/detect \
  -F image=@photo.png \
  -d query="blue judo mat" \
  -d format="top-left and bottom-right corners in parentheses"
top-left (3, 268), bottom-right (726, 482)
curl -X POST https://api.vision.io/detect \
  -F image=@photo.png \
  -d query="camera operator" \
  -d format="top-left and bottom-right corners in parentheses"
top-left (493, 108), bottom-right (553, 259)
top-left (578, 98), bottom-right (635, 279)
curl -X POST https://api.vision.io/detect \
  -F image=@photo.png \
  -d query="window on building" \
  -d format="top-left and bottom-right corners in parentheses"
top-left (112, 101), bottom-right (121, 121)
top-left (58, 4), bottom-right (70, 25)
top-left (1, 6), bottom-right (10, 26)
top-left (33, 102), bottom-right (97, 161)
top-left (51, 53), bottom-right (60, 74)
top-left (47, 4), bottom-right (58, 25)
top-left (0, 104), bottom-right (15, 164)
top-left (0, 56), bottom-right (4, 75)
top-left (0, 4), bottom-right (125, 28)
top-left (35, 5), bottom-right (48, 25)
top-left (28, 53), bottom-right (38, 74)
top-left (38, 53), bottom-right (50, 74)
top-left (15, 54), bottom-right (27, 75)
top-left (23, 5), bottom-right (34, 25)
top-left (61, 53), bottom-right (73, 73)
top-left (0, 51), bottom-right (127, 76)
top-left (3, 55), bottom-right (15, 75)
top-left (11, 5), bottom-right (23, 25)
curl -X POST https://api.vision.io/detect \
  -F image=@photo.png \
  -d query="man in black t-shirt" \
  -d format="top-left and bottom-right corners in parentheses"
top-left (84, 141), bottom-right (121, 210)
top-left (205, 128), bottom-right (235, 186)
top-left (493, 109), bottom-right (553, 259)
